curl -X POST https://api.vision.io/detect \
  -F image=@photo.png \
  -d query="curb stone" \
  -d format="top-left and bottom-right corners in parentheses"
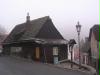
top-left (43, 62), bottom-right (96, 75)
top-left (44, 63), bottom-right (92, 75)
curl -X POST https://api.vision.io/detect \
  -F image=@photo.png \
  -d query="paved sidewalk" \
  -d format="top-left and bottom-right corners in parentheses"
top-left (55, 62), bottom-right (96, 75)
top-left (56, 62), bottom-right (88, 72)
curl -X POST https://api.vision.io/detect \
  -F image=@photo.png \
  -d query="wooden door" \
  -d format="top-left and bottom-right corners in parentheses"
top-left (36, 47), bottom-right (40, 59)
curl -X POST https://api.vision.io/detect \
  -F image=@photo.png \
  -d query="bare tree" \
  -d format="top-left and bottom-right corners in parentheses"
top-left (0, 25), bottom-right (7, 47)
top-left (0, 24), bottom-right (6, 35)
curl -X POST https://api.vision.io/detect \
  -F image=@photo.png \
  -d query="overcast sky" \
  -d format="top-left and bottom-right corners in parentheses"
top-left (0, 0), bottom-right (99, 41)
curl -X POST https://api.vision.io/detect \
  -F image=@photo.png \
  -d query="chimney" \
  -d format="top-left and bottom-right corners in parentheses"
top-left (26, 12), bottom-right (30, 22)
top-left (25, 13), bottom-right (31, 31)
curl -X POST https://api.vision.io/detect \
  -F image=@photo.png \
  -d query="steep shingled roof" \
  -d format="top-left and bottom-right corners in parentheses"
top-left (3, 16), bottom-right (66, 44)
top-left (89, 25), bottom-right (99, 41)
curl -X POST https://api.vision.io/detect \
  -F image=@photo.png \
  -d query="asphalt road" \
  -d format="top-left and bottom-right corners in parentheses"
top-left (0, 56), bottom-right (90, 75)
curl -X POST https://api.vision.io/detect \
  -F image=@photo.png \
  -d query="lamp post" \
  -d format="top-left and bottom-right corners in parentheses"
top-left (69, 39), bottom-right (76, 68)
top-left (76, 21), bottom-right (81, 69)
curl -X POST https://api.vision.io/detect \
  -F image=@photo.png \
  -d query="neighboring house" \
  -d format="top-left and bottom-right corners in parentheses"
top-left (2, 14), bottom-right (68, 64)
top-left (81, 37), bottom-right (91, 65)
top-left (89, 25), bottom-right (99, 73)
top-left (73, 39), bottom-right (85, 63)
top-left (73, 45), bottom-right (79, 63)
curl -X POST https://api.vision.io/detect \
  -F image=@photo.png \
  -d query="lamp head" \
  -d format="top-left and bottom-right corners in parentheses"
top-left (76, 21), bottom-right (81, 33)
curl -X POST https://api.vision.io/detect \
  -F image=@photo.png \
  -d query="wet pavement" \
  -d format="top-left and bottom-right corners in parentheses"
top-left (0, 56), bottom-right (91, 75)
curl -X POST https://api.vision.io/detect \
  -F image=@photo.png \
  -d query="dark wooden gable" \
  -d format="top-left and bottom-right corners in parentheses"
top-left (36, 18), bottom-right (64, 39)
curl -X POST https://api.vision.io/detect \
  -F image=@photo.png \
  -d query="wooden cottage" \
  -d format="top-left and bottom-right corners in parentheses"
top-left (2, 14), bottom-right (68, 64)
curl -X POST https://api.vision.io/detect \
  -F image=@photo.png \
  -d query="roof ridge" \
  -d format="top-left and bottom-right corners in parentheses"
top-left (30, 16), bottom-right (50, 22)
top-left (92, 24), bottom-right (99, 28)
top-left (14, 16), bottom-right (50, 27)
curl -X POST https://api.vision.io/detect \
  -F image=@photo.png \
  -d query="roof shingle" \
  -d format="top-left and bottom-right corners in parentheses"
top-left (3, 16), bottom-right (66, 44)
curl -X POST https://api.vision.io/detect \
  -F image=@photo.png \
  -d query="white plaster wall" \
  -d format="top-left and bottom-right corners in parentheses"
top-left (91, 31), bottom-right (98, 59)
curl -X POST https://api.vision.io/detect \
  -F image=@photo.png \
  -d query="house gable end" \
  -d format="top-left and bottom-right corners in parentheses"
top-left (35, 19), bottom-right (64, 39)
top-left (91, 31), bottom-right (97, 45)
top-left (91, 30), bottom-right (98, 59)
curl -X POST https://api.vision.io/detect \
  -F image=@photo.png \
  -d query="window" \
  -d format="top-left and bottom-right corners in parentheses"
top-left (53, 47), bottom-right (58, 55)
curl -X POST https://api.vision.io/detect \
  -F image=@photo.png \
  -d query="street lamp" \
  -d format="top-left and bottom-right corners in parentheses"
top-left (69, 39), bottom-right (76, 68)
top-left (76, 21), bottom-right (81, 69)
